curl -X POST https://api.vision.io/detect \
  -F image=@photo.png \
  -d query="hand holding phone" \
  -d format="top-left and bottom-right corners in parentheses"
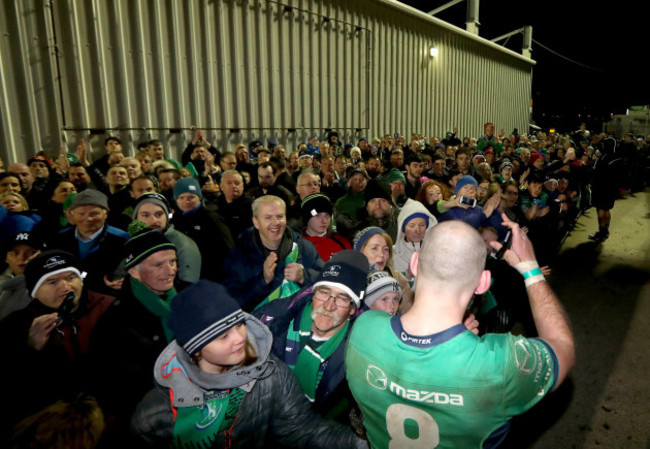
top-left (459, 195), bottom-right (477, 208)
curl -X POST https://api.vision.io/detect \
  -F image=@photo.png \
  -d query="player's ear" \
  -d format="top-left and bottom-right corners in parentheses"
top-left (474, 270), bottom-right (491, 295)
top-left (409, 251), bottom-right (419, 277)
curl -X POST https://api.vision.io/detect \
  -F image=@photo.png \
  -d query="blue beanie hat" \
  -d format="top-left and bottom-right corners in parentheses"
top-left (168, 280), bottom-right (246, 355)
top-left (455, 175), bottom-right (478, 194)
top-left (173, 177), bottom-right (202, 201)
top-left (353, 227), bottom-right (386, 252)
top-left (402, 212), bottom-right (429, 232)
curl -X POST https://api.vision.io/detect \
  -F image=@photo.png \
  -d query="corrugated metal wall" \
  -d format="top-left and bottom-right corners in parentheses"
top-left (0, 0), bottom-right (533, 164)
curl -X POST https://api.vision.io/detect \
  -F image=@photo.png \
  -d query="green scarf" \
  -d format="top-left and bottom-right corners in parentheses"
top-left (171, 387), bottom-right (245, 449)
top-left (129, 276), bottom-right (177, 342)
top-left (287, 302), bottom-right (349, 401)
top-left (254, 242), bottom-right (301, 311)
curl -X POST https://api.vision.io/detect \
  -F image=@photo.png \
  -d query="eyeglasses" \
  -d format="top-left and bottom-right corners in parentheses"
top-left (477, 186), bottom-right (488, 192)
top-left (314, 287), bottom-right (352, 308)
top-left (298, 182), bottom-right (321, 188)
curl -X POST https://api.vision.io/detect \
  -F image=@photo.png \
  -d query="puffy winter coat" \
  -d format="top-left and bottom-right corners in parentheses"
top-left (131, 314), bottom-right (364, 448)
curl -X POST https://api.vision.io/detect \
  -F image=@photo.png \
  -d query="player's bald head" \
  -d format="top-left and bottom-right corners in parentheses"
top-left (418, 221), bottom-right (487, 291)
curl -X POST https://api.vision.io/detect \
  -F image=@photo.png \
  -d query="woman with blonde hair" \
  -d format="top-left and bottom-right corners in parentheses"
top-left (352, 227), bottom-right (414, 313)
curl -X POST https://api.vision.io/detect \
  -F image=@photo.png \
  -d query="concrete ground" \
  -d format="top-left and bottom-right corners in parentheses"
top-left (503, 188), bottom-right (650, 448)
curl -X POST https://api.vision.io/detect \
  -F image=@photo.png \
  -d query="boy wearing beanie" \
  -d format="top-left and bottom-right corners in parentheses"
top-left (363, 270), bottom-right (402, 316)
top-left (437, 175), bottom-right (500, 229)
top-left (300, 193), bottom-right (351, 262)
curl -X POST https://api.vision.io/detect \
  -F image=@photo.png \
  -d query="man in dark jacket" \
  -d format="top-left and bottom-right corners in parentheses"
top-left (50, 189), bottom-right (129, 295)
top-left (170, 177), bottom-right (234, 281)
top-left (0, 250), bottom-right (115, 435)
top-left (214, 169), bottom-right (253, 240)
top-left (588, 136), bottom-right (625, 242)
top-left (223, 195), bottom-right (324, 311)
top-left (88, 225), bottom-right (179, 443)
top-left (254, 250), bottom-right (369, 423)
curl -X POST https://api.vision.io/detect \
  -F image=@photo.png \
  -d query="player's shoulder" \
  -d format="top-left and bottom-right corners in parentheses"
top-left (349, 310), bottom-right (392, 341)
top-left (354, 310), bottom-right (392, 328)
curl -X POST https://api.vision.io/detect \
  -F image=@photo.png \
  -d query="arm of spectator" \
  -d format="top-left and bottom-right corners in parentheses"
top-left (439, 195), bottom-right (464, 211)
top-left (54, 146), bottom-right (70, 176)
top-left (76, 139), bottom-right (90, 167)
top-left (490, 213), bottom-right (575, 389)
top-left (524, 204), bottom-right (538, 221)
top-left (482, 187), bottom-right (502, 218)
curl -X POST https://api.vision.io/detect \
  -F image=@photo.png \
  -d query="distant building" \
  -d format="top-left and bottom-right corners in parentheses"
top-left (603, 106), bottom-right (650, 137)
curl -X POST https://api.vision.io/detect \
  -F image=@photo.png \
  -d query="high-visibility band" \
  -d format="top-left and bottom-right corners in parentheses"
top-left (522, 268), bottom-right (543, 279)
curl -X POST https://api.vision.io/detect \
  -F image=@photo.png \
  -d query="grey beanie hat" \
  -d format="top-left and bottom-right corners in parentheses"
top-left (364, 270), bottom-right (402, 308)
top-left (70, 189), bottom-right (109, 210)
top-left (132, 192), bottom-right (171, 220)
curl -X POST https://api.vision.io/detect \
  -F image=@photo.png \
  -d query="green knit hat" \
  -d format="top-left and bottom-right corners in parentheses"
top-left (384, 168), bottom-right (406, 185)
top-left (124, 221), bottom-right (176, 269)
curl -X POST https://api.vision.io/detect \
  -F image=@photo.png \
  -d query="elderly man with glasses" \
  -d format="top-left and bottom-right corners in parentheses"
top-left (254, 250), bottom-right (369, 425)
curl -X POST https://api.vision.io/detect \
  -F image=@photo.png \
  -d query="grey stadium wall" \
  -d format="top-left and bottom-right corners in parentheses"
top-left (0, 0), bottom-right (534, 164)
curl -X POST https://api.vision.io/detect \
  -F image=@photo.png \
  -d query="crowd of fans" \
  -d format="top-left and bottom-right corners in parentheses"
top-left (0, 121), bottom-right (647, 447)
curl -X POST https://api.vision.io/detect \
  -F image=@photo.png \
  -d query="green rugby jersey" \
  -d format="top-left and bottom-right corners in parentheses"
top-left (345, 311), bottom-right (557, 449)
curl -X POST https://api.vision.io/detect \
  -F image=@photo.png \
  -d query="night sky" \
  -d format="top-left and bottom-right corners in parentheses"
top-left (398, 0), bottom-right (648, 133)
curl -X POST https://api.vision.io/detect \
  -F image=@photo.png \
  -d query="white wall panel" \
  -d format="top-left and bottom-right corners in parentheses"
top-left (0, 0), bottom-right (533, 164)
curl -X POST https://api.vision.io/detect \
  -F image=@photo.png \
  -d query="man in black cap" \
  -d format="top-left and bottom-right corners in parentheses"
top-left (254, 250), bottom-right (370, 424)
top-left (89, 224), bottom-right (180, 441)
top-left (248, 139), bottom-right (264, 161)
top-left (346, 178), bottom-right (399, 242)
top-left (132, 192), bottom-right (201, 284)
top-left (50, 189), bottom-right (129, 295)
top-left (0, 249), bottom-right (115, 434)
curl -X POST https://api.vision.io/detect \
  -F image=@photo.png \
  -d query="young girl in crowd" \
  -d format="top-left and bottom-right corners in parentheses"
top-left (132, 280), bottom-right (364, 448)
top-left (362, 270), bottom-right (403, 316)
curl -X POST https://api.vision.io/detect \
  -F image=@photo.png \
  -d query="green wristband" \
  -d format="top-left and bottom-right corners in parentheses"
top-left (522, 267), bottom-right (543, 279)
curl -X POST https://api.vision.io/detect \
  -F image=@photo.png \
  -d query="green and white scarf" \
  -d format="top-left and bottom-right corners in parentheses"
top-left (171, 388), bottom-right (246, 449)
top-left (254, 242), bottom-right (301, 310)
top-left (286, 302), bottom-right (349, 401)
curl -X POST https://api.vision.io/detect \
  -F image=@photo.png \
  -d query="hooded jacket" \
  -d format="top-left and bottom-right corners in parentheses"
top-left (132, 314), bottom-right (364, 448)
top-left (164, 224), bottom-right (202, 284)
top-left (0, 272), bottom-right (31, 322)
top-left (392, 199), bottom-right (437, 274)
